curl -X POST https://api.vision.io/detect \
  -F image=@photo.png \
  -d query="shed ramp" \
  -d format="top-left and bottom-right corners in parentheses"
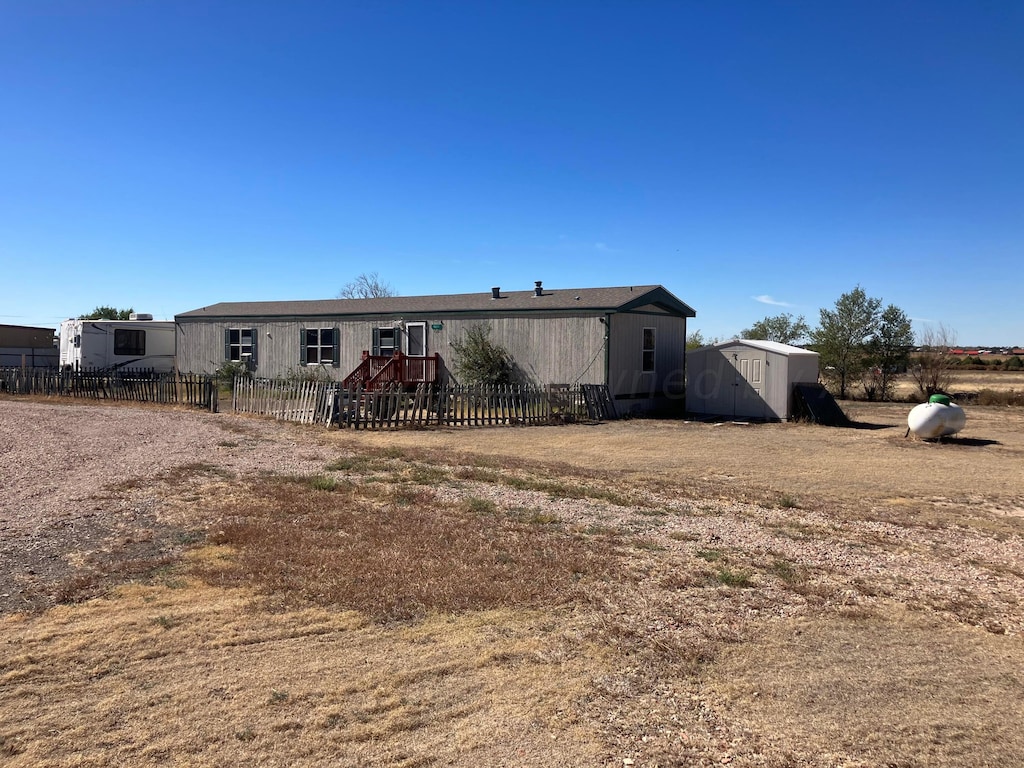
top-left (792, 383), bottom-right (850, 426)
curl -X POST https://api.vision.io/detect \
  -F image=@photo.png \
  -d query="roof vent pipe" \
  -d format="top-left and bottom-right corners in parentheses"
top-left (491, 286), bottom-right (501, 299)
top-left (534, 280), bottom-right (543, 297)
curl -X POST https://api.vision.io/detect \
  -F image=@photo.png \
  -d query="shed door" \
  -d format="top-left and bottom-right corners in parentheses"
top-left (732, 349), bottom-right (767, 419)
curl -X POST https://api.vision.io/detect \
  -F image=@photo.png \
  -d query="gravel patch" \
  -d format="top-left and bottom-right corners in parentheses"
top-left (0, 400), bottom-right (332, 613)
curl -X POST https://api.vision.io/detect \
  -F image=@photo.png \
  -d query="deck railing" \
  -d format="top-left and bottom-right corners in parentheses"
top-left (342, 352), bottom-right (440, 390)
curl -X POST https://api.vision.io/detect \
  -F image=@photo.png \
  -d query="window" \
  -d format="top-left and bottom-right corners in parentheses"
top-left (114, 329), bottom-right (146, 356)
top-left (301, 327), bottom-right (339, 366)
top-left (642, 327), bottom-right (656, 373)
top-left (374, 327), bottom-right (397, 357)
top-left (225, 328), bottom-right (257, 364)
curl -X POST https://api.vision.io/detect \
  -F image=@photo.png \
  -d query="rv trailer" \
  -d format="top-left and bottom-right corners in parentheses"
top-left (58, 314), bottom-right (176, 373)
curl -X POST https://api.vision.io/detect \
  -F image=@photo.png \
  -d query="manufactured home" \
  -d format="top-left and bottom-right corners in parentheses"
top-left (176, 283), bottom-right (696, 415)
top-left (0, 324), bottom-right (58, 368)
top-left (58, 315), bottom-right (176, 372)
top-left (686, 339), bottom-right (819, 421)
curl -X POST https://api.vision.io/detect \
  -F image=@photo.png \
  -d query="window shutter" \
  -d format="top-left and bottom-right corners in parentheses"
top-left (332, 327), bottom-right (340, 367)
top-left (372, 327), bottom-right (381, 356)
top-left (249, 330), bottom-right (258, 366)
top-left (300, 327), bottom-right (308, 365)
top-left (224, 329), bottom-right (231, 361)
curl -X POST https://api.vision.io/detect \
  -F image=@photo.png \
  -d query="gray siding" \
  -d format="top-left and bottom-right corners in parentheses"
top-left (450, 314), bottom-right (607, 385)
top-left (764, 349), bottom-right (788, 419)
top-left (176, 307), bottom-right (687, 409)
top-left (174, 283), bottom-right (696, 412)
top-left (177, 312), bottom-right (610, 384)
top-left (606, 310), bottom-right (687, 415)
top-left (686, 347), bottom-right (733, 417)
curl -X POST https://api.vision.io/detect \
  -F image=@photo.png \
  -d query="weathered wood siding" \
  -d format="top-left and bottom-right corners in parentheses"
top-left (448, 314), bottom-right (607, 385)
top-left (177, 307), bottom-right (685, 415)
top-left (176, 313), bottom-right (608, 384)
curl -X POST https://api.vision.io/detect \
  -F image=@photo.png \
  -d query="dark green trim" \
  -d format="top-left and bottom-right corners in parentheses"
top-left (603, 313), bottom-right (611, 392)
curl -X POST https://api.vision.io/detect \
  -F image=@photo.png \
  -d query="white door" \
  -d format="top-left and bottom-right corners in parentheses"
top-left (732, 349), bottom-right (767, 419)
top-left (405, 322), bottom-right (426, 357)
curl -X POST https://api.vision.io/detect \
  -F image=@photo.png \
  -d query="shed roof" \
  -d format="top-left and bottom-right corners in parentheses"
top-left (705, 339), bottom-right (819, 357)
top-left (177, 285), bottom-right (696, 320)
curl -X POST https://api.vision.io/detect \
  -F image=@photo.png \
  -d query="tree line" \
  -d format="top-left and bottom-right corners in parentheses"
top-left (688, 286), bottom-right (958, 401)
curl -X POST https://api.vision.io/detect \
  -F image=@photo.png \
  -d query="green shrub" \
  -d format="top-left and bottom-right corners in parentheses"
top-left (286, 365), bottom-right (333, 383)
top-left (715, 567), bottom-right (752, 588)
top-left (215, 360), bottom-right (251, 390)
top-left (450, 323), bottom-right (516, 386)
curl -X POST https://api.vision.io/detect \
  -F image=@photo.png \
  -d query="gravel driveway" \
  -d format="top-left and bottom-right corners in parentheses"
top-left (0, 399), bottom-right (331, 614)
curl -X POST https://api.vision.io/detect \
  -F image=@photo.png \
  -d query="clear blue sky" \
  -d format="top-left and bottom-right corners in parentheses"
top-left (2, 1), bottom-right (1021, 344)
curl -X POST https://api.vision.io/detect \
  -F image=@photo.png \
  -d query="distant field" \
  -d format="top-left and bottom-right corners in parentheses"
top-left (893, 368), bottom-right (1024, 399)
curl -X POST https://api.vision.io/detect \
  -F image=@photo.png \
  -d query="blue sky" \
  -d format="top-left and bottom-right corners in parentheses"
top-left (2, 1), bottom-right (1021, 344)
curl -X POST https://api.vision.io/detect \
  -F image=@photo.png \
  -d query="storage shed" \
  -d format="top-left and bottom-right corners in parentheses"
top-left (686, 339), bottom-right (819, 421)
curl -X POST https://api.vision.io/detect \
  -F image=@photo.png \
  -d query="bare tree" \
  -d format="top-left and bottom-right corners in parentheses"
top-left (911, 323), bottom-right (958, 397)
top-left (338, 272), bottom-right (396, 299)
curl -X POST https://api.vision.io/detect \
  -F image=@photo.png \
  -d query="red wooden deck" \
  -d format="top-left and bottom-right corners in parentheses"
top-left (342, 351), bottom-right (441, 391)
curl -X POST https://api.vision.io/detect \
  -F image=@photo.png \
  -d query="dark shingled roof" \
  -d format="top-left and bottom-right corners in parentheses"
top-left (176, 285), bottom-right (696, 320)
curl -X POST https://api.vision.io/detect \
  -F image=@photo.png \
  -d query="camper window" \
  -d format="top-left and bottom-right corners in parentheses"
top-left (114, 329), bottom-right (146, 356)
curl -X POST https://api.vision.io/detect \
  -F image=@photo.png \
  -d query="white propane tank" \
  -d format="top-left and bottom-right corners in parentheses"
top-left (907, 395), bottom-right (966, 439)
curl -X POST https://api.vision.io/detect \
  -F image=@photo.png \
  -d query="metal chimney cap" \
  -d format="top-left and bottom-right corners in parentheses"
top-left (491, 286), bottom-right (501, 299)
top-left (533, 280), bottom-right (543, 297)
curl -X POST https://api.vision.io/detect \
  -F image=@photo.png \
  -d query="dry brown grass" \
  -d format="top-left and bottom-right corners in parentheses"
top-left (196, 474), bottom-right (615, 620)
top-left (707, 605), bottom-right (1024, 765)
top-left (892, 369), bottom-right (1024, 400)
top-left (0, 577), bottom-right (607, 766)
top-left (355, 401), bottom-right (1024, 526)
top-left (3, 397), bottom-right (1024, 766)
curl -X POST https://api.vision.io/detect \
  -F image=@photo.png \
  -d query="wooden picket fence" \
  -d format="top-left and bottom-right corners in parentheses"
top-left (231, 378), bottom-right (615, 428)
top-left (1, 367), bottom-right (615, 428)
top-left (0, 367), bottom-right (218, 410)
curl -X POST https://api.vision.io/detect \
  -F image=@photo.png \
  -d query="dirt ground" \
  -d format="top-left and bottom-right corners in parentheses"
top-left (2, 395), bottom-right (1023, 767)
top-left (348, 400), bottom-right (1024, 519)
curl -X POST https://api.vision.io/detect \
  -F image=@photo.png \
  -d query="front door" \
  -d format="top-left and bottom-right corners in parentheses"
top-left (405, 322), bottom-right (426, 357)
